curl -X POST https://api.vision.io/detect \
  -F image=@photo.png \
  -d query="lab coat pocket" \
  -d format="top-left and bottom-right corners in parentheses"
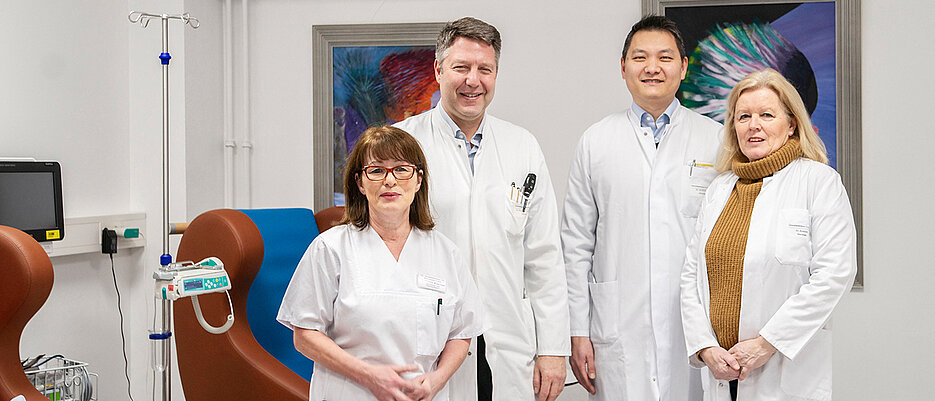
top-left (587, 281), bottom-right (619, 344)
top-left (519, 297), bottom-right (537, 349)
top-left (780, 329), bottom-right (832, 400)
top-left (681, 163), bottom-right (718, 218)
top-left (417, 297), bottom-right (455, 356)
top-left (310, 366), bottom-right (349, 400)
top-left (505, 198), bottom-right (528, 239)
top-left (775, 208), bottom-right (812, 266)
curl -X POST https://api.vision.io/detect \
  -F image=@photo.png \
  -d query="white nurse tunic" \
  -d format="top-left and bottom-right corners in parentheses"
top-left (277, 224), bottom-right (485, 401)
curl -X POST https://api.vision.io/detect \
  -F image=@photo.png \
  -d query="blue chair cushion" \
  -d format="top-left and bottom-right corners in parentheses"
top-left (238, 208), bottom-right (319, 380)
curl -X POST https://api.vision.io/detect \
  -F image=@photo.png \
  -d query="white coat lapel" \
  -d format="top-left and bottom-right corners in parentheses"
top-left (473, 119), bottom-right (501, 177)
top-left (702, 176), bottom-right (737, 237)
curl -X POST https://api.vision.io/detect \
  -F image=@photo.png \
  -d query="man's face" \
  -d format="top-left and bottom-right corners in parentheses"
top-left (621, 30), bottom-right (687, 109)
top-left (435, 37), bottom-right (498, 130)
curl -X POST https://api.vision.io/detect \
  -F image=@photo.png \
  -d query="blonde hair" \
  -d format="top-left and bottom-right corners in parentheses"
top-left (715, 68), bottom-right (829, 172)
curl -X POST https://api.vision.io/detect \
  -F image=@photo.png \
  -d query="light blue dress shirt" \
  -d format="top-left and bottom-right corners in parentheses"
top-left (439, 106), bottom-right (485, 173)
top-left (632, 99), bottom-right (680, 145)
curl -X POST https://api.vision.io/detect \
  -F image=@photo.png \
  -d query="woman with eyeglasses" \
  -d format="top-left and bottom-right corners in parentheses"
top-left (278, 126), bottom-right (484, 401)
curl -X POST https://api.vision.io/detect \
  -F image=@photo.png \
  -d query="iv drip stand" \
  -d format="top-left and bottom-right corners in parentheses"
top-left (128, 11), bottom-right (199, 401)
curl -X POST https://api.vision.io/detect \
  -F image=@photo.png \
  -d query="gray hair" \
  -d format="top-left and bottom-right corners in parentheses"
top-left (436, 17), bottom-right (501, 64)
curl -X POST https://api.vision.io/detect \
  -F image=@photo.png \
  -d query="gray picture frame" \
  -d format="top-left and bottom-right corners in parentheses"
top-left (643, 0), bottom-right (863, 287)
top-left (312, 22), bottom-right (446, 212)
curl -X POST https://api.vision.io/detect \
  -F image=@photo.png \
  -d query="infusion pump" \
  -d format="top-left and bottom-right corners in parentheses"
top-left (154, 256), bottom-right (235, 334)
top-left (155, 257), bottom-right (231, 301)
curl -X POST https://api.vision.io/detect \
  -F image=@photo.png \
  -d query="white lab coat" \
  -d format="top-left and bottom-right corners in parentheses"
top-left (562, 106), bottom-right (722, 401)
top-left (395, 107), bottom-right (570, 400)
top-left (680, 158), bottom-right (857, 401)
top-left (277, 225), bottom-right (485, 401)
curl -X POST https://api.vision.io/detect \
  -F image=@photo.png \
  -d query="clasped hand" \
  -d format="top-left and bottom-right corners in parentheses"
top-left (363, 364), bottom-right (435, 401)
top-left (700, 336), bottom-right (777, 381)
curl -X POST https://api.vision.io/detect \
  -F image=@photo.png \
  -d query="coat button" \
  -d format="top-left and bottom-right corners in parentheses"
top-left (718, 383), bottom-right (725, 388)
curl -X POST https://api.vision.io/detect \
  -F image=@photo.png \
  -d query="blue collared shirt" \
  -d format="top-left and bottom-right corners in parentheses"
top-left (439, 106), bottom-right (485, 173)
top-left (632, 99), bottom-right (679, 145)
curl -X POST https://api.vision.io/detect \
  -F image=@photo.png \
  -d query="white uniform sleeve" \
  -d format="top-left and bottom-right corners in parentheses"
top-left (449, 246), bottom-right (486, 339)
top-left (680, 186), bottom-right (721, 368)
top-left (276, 237), bottom-right (340, 332)
top-left (561, 133), bottom-right (597, 337)
top-left (759, 168), bottom-right (857, 360)
top-left (523, 141), bottom-right (572, 356)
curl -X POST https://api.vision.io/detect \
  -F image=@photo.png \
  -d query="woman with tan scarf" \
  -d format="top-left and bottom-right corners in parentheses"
top-left (680, 68), bottom-right (857, 401)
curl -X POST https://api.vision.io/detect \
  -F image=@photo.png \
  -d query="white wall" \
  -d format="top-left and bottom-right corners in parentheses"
top-left (831, 0), bottom-right (935, 398)
top-left (190, 0), bottom-right (635, 212)
top-left (185, 0), bottom-right (226, 218)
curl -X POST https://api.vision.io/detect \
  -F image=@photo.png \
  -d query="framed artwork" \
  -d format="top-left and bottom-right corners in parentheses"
top-left (643, 0), bottom-right (863, 286)
top-left (312, 23), bottom-right (445, 210)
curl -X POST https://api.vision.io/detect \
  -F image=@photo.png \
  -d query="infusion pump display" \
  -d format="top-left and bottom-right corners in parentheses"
top-left (182, 275), bottom-right (230, 293)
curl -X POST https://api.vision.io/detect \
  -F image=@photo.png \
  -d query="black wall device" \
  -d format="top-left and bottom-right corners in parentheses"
top-left (0, 161), bottom-right (65, 242)
top-left (102, 228), bottom-right (118, 254)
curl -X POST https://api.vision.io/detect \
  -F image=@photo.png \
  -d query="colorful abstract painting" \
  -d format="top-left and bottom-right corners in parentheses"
top-left (331, 46), bottom-right (439, 205)
top-left (668, 2), bottom-right (838, 167)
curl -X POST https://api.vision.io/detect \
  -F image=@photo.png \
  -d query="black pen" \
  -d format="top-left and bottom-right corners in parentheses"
top-left (437, 298), bottom-right (442, 315)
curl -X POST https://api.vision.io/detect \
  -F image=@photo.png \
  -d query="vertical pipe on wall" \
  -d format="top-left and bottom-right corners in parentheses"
top-left (240, 0), bottom-right (253, 208)
top-left (223, 0), bottom-right (235, 208)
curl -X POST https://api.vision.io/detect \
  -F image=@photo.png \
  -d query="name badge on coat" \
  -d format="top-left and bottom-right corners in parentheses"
top-left (417, 273), bottom-right (447, 293)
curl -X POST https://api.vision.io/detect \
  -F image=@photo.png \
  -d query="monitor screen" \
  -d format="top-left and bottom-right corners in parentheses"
top-left (0, 161), bottom-right (64, 242)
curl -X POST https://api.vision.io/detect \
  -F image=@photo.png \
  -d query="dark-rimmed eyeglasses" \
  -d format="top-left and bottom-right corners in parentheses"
top-left (361, 164), bottom-right (419, 181)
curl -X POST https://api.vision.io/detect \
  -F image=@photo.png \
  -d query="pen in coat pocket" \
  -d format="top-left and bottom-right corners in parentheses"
top-left (521, 173), bottom-right (536, 212)
top-left (689, 159), bottom-right (714, 176)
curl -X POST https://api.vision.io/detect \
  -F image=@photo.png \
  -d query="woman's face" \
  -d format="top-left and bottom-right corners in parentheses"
top-left (357, 157), bottom-right (422, 222)
top-left (734, 87), bottom-right (796, 162)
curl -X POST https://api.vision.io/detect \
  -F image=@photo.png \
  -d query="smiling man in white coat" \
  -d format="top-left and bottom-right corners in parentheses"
top-left (562, 15), bottom-right (722, 401)
top-left (394, 17), bottom-right (570, 401)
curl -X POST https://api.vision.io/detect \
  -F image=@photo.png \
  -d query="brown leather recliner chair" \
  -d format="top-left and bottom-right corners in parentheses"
top-left (173, 209), bottom-right (308, 401)
top-left (313, 206), bottom-right (345, 234)
top-left (0, 226), bottom-right (55, 401)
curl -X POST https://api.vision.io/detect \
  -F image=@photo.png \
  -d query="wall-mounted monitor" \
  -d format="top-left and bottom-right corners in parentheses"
top-left (0, 161), bottom-right (65, 242)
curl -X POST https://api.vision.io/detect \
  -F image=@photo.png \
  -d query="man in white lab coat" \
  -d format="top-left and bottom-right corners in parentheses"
top-left (562, 15), bottom-right (722, 401)
top-left (395, 17), bottom-right (570, 401)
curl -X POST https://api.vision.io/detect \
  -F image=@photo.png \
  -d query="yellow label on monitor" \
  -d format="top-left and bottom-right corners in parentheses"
top-left (46, 230), bottom-right (61, 240)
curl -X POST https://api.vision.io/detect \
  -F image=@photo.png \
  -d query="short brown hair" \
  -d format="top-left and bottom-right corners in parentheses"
top-left (340, 126), bottom-right (434, 230)
top-left (436, 17), bottom-right (502, 64)
top-left (716, 68), bottom-right (829, 171)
